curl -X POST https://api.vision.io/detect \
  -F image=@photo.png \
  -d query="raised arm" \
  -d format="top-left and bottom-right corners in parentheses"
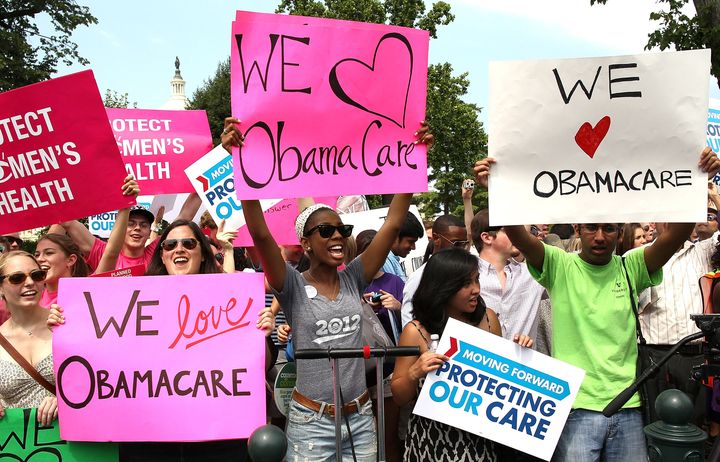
top-left (462, 179), bottom-right (475, 242)
top-left (94, 175), bottom-right (140, 274)
top-left (59, 220), bottom-right (96, 255)
top-left (176, 193), bottom-right (201, 222)
top-left (643, 223), bottom-right (694, 274)
top-left (215, 219), bottom-right (238, 274)
top-left (474, 157), bottom-right (545, 270)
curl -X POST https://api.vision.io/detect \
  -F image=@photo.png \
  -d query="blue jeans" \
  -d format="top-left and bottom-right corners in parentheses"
top-left (285, 396), bottom-right (377, 462)
top-left (552, 409), bottom-right (647, 462)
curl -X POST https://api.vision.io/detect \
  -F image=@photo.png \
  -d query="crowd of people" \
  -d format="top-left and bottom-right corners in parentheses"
top-left (2, 113), bottom-right (720, 462)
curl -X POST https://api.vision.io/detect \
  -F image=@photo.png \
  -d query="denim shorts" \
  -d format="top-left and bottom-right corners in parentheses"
top-left (285, 395), bottom-right (377, 462)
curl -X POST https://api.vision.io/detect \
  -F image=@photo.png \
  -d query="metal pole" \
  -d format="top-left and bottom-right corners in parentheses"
top-left (376, 356), bottom-right (386, 462)
top-left (332, 357), bottom-right (343, 461)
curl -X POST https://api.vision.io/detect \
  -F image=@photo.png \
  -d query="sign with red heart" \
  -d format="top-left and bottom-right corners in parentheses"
top-left (488, 50), bottom-right (710, 225)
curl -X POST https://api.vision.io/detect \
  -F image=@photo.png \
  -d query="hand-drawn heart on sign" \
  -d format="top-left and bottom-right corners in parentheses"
top-left (574, 116), bottom-right (611, 158)
top-left (0, 447), bottom-right (61, 462)
top-left (329, 32), bottom-right (414, 128)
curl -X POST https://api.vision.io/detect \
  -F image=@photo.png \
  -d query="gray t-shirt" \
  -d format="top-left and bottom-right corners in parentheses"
top-left (274, 257), bottom-right (368, 402)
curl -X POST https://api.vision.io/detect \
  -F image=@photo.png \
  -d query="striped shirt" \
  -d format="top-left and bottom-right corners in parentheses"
top-left (638, 233), bottom-right (718, 344)
top-left (478, 257), bottom-right (546, 341)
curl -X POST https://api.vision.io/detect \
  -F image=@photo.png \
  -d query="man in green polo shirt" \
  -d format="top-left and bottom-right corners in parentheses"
top-left (474, 148), bottom-right (720, 462)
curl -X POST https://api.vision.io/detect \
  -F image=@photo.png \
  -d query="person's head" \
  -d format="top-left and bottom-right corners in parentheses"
top-left (0, 236), bottom-right (9, 254)
top-left (35, 234), bottom-right (90, 284)
top-left (391, 212), bottom-right (424, 258)
top-left (0, 251), bottom-right (45, 310)
top-left (356, 229), bottom-right (377, 256)
top-left (296, 204), bottom-right (352, 268)
top-left (146, 220), bottom-right (220, 276)
top-left (412, 247), bottom-right (485, 335)
top-left (470, 209), bottom-right (512, 257)
top-left (530, 224), bottom-right (549, 240)
top-left (574, 223), bottom-right (621, 265)
top-left (3, 234), bottom-right (23, 251)
top-left (619, 223), bottom-right (646, 255)
top-left (550, 224), bottom-right (575, 240)
top-left (200, 211), bottom-right (218, 241)
top-left (281, 245), bottom-right (305, 268)
top-left (695, 208), bottom-right (718, 242)
top-left (431, 215), bottom-right (467, 253)
top-left (125, 206), bottom-right (155, 252)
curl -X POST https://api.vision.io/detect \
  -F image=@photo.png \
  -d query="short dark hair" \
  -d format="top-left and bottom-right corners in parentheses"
top-left (145, 220), bottom-right (221, 276)
top-left (470, 209), bottom-right (502, 252)
top-left (356, 229), bottom-right (377, 255)
top-left (550, 224), bottom-right (575, 240)
top-left (398, 212), bottom-right (424, 240)
top-left (412, 247), bottom-right (486, 335)
top-left (432, 214), bottom-right (465, 236)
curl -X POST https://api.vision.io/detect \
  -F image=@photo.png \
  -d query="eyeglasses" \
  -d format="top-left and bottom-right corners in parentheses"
top-left (127, 220), bottom-right (150, 230)
top-left (437, 233), bottom-right (470, 248)
top-left (303, 224), bottom-right (354, 238)
top-left (0, 269), bottom-right (47, 285)
top-left (580, 224), bottom-right (619, 234)
top-left (160, 238), bottom-right (199, 251)
top-left (708, 213), bottom-right (718, 222)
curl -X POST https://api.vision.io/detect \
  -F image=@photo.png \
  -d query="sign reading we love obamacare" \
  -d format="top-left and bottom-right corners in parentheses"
top-left (414, 318), bottom-right (585, 461)
top-left (488, 49), bottom-right (710, 225)
top-left (0, 70), bottom-right (134, 234)
top-left (54, 273), bottom-right (267, 441)
top-left (107, 108), bottom-right (212, 194)
top-left (230, 11), bottom-right (430, 199)
top-left (185, 144), bottom-right (336, 245)
top-left (0, 408), bottom-right (118, 461)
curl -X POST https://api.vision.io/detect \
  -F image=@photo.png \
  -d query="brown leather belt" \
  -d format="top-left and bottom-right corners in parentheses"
top-left (292, 389), bottom-right (370, 418)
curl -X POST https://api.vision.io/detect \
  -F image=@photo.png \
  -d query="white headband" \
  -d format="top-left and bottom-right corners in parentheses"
top-left (295, 203), bottom-right (335, 240)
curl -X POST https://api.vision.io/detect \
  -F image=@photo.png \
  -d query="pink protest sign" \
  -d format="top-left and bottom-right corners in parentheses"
top-left (0, 70), bottom-right (134, 234)
top-left (54, 273), bottom-right (266, 441)
top-left (230, 12), bottom-right (429, 199)
top-left (107, 108), bottom-right (212, 194)
top-left (235, 196), bottom-right (337, 246)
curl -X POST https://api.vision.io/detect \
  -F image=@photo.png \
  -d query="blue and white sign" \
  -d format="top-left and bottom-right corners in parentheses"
top-left (413, 318), bottom-right (585, 461)
top-left (708, 99), bottom-right (720, 185)
top-left (88, 196), bottom-right (153, 238)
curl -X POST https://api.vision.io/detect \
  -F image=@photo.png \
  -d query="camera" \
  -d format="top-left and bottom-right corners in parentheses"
top-left (463, 179), bottom-right (475, 190)
top-left (369, 292), bottom-right (383, 303)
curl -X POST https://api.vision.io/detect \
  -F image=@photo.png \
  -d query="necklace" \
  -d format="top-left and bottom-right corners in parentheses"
top-left (11, 320), bottom-right (34, 336)
top-left (305, 270), bottom-right (340, 300)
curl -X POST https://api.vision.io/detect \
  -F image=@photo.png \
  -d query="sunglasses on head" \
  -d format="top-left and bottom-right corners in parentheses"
top-left (304, 224), bottom-right (354, 238)
top-left (0, 269), bottom-right (47, 285)
top-left (160, 238), bottom-right (199, 251)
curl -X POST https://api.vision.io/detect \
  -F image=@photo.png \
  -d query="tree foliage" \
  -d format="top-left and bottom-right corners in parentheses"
top-left (187, 59), bottom-right (231, 147)
top-left (420, 63), bottom-right (487, 217)
top-left (0, 0), bottom-right (97, 91)
top-left (591, 0), bottom-right (720, 88)
top-left (103, 89), bottom-right (137, 108)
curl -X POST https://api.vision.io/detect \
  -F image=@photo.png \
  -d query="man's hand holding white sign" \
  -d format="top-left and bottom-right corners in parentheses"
top-left (413, 318), bottom-right (585, 461)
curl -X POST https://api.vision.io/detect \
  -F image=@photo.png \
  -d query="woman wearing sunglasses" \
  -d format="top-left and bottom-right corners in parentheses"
top-left (0, 251), bottom-right (58, 427)
top-left (229, 116), bottom-right (433, 460)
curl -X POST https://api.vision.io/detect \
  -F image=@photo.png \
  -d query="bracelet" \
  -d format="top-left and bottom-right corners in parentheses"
top-left (151, 224), bottom-right (161, 233)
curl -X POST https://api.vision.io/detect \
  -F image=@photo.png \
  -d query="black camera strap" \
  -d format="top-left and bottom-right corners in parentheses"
top-left (621, 256), bottom-right (646, 345)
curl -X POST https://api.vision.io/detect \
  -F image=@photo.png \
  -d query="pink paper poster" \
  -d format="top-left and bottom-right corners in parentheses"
top-left (107, 108), bottom-right (212, 194)
top-left (0, 70), bottom-right (134, 234)
top-left (54, 273), bottom-right (267, 441)
top-left (231, 11), bottom-right (429, 199)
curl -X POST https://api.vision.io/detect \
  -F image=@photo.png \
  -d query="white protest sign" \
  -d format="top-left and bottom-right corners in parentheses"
top-left (488, 49), bottom-right (710, 225)
top-left (340, 205), bottom-right (428, 275)
top-left (87, 196), bottom-right (153, 238)
top-left (185, 145), bottom-right (280, 230)
top-left (413, 318), bottom-right (585, 461)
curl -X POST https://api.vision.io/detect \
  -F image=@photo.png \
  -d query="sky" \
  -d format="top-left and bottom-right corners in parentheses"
top-left (49, 0), bottom-right (714, 126)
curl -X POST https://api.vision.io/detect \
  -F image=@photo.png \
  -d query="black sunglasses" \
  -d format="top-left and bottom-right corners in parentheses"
top-left (304, 224), bottom-right (354, 238)
top-left (160, 238), bottom-right (199, 251)
top-left (0, 269), bottom-right (47, 285)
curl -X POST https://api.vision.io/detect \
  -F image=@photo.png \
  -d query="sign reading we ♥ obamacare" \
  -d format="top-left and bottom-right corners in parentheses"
top-left (54, 273), bottom-right (267, 441)
top-left (230, 11), bottom-right (430, 199)
top-left (107, 108), bottom-right (212, 194)
top-left (488, 49), bottom-right (710, 225)
top-left (0, 70), bottom-right (134, 234)
top-left (414, 318), bottom-right (585, 461)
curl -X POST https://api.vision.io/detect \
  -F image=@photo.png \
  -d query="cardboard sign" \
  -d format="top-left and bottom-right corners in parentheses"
top-left (107, 108), bottom-right (212, 194)
top-left (488, 50), bottom-right (710, 225)
top-left (54, 273), bottom-right (267, 441)
top-left (230, 11), bottom-right (430, 199)
top-left (87, 196), bottom-right (152, 238)
top-left (0, 70), bottom-right (134, 234)
top-left (0, 408), bottom-right (118, 461)
top-left (91, 264), bottom-right (145, 278)
top-left (708, 99), bottom-right (720, 185)
top-left (414, 318), bottom-right (585, 461)
top-left (185, 144), bottom-right (336, 245)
